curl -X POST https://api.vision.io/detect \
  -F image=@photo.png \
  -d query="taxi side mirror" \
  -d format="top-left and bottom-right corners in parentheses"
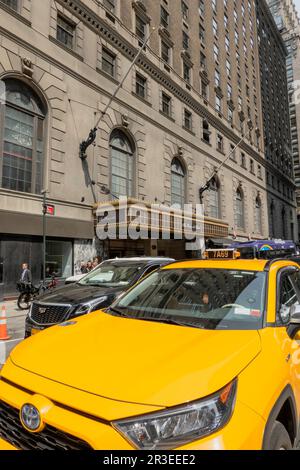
top-left (290, 304), bottom-right (300, 324)
top-left (287, 304), bottom-right (300, 339)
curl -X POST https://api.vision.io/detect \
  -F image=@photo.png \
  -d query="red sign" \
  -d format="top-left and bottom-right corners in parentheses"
top-left (45, 204), bottom-right (55, 216)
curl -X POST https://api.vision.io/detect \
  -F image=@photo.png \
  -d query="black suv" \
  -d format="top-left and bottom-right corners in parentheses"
top-left (25, 257), bottom-right (174, 337)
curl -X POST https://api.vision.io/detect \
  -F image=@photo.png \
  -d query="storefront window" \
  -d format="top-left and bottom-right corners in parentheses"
top-left (46, 240), bottom-right (72, 278)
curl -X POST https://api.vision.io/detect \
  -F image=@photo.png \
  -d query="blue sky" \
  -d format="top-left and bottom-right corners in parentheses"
top-left (295, 0), bottom-right (300, 16)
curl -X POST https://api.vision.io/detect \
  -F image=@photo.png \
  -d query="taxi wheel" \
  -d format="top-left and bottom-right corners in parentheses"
top-left (268, 421), bottom-right (292, 450)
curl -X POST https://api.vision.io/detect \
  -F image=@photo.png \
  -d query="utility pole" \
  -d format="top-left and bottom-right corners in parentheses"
top-left (79, 27), bottom-right (156, 160)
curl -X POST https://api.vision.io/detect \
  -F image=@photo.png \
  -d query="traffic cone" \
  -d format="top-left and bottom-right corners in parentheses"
top-left (0, 305), bottom-right (11, 341)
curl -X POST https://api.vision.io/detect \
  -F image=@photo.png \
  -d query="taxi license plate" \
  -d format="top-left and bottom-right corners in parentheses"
top-left (206, 249), bottom-right (235, 260)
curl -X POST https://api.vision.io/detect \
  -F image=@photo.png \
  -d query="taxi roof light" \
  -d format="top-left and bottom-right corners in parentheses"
top-left (204, 249), bottom-right (241, 260)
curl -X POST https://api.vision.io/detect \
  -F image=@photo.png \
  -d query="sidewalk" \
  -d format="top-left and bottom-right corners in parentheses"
top-left (0, 299), bottom-right (27, 366)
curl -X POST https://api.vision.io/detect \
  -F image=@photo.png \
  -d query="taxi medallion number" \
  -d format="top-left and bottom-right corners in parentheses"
top-left (206, 249), bottom-right (235, 260)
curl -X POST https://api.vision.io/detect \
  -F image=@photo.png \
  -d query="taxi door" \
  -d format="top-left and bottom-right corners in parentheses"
top-left (276, 267), bottom-right (300, 415)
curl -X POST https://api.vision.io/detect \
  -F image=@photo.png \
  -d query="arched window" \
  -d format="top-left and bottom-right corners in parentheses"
top-left (209, 176), bottom-right (221, 219)
top-left (236, 187), bottom-right (244, 230)
top-left (110, 129), bottom-right (134, 197)
top-left (171, 157), bottom-right (185, 208)
top-left (1, 78), bottom-right (46, 194)
top-left (255, 196), bottom-right (262, 234)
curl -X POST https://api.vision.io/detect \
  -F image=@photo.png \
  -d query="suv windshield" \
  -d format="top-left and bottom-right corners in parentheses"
top-left (111, 268), bottom-right (267, 330)
top-left (79, 263), bottom-right (143, 287)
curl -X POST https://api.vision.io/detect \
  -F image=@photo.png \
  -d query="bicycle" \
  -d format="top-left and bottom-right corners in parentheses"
top-left (16, 275), bottom-right (58, 310)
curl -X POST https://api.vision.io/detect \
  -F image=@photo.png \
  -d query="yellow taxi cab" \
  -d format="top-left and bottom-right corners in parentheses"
top-left (1, 251), bottom-right (300, 450)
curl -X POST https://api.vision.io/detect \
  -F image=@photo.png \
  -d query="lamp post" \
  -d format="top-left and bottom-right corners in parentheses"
top-left (41, 189), bottom-right (49, 285)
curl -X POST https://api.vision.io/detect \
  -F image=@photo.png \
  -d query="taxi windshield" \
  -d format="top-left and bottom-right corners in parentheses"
top-left (111, 268), bottom-right (267, 330)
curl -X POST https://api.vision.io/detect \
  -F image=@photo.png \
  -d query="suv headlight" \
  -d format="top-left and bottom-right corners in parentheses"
top-left (73, 297), bottom-right (108, 316)
top-left (113, 379), bottom-right (237, 450)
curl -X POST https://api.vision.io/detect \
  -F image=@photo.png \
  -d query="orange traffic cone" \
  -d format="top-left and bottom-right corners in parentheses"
top-left (0, 305), bottom-right (11, 341)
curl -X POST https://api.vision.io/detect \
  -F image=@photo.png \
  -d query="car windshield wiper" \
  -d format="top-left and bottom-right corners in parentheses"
top-left (107, 306), bottom-right (132, 318)
top-left (133, 316), bottom-right (198, 328)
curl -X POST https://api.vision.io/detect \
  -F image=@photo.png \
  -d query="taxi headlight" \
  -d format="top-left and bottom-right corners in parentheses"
top-left (113, 379), bottom-right (237, 450)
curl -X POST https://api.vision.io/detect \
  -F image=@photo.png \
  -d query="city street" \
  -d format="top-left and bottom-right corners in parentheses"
top-left (2, 0), bottom-right (300, 455)
top-left (0, 300), bottom-right (26, 368)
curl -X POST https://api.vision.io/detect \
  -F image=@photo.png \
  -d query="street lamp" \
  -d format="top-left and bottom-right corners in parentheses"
top-left (92, 181), bottom-right (120, 200)
top-left (41, 189), bottom-right (49, 285)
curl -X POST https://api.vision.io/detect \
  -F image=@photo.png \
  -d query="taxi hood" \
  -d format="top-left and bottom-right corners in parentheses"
top-left (10, 311), bottom-right (261, 407)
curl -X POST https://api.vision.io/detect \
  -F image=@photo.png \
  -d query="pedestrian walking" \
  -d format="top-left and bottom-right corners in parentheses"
top-left (20, 263), bottom-right (32, 285)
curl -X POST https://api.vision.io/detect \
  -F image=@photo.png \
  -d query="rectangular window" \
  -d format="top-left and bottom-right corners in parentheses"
top-left (57, 15), bottom-right (75, 50)
top-left (203, 120), bottom-right (210, 144)
top-left (201, 80), bottom-right (208, 100)
top-left (0, 0), bottom-right (18, 10)
top-left (184, 109), bottom-right (192, 130)
top-left (217, 134), bottom-right (224, 152)
top-left (135, 73), bottom-right (147, 99)
top-left (103, 0), bottom-right (115, 12)
top-left (102, 48), bottom-right (116, 77)
top-left (161, 41), bottom-right (170, 63)
top-left (241, 152), bottom-right (246, 168)
top-left (181, 1), bottom-right (188, 20)
top-left (0, 0), bottom-right (18, 11)
top-left (160, 6), bottom-right (169, 28)
top-left (136, 15), bottom-right (146, 43)
top-left (182, 31), bottom-right (189, 50)
top-left (215, 95), bottom-right (222, 113)
top-left (162, 93), bottom-right (171, 116)
top-left (183, 62), bottom-right (191, 83)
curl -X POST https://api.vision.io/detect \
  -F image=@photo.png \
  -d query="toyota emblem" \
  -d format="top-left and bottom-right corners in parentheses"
top-left (20, 404), bottom-right (41, 432)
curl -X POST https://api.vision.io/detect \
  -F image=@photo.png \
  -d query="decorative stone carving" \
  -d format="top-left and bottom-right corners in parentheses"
top-left (121, 114), bottom-right (129, 128)
top-left (22, 57), bottom-right (34, 78)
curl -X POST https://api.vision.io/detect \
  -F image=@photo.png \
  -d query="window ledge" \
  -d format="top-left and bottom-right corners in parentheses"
top-left (159, 110), bottom-right (175, 122)
top-left (96, 67), bottom-right (119, 85)
top-left (49, 36), bottom-right (84, 62)
top-left (183, 126), bottom-right (195, 136)
top-left (0, 3), bottom-right (31, 27)
top-left (217, 148), bottom-right (225, 155)
top-left (201, 138), bottom-right (212, 146)
top-left (132, 92), bottom-right (152, 107)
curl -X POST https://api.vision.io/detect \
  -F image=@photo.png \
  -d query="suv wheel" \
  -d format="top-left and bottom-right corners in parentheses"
top-left (268, 421), bottom-right (292, 450)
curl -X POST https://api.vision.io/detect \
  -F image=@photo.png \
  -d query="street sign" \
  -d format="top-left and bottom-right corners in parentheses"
top-left (43, 204), bottom-right (55, 216)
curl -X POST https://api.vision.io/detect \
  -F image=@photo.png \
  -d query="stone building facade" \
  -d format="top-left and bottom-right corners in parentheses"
top-left (256, 0), bottom-right (297, 241)
top-left (267, 0), bottom-right (300, 239)
top-left (0, 0), bottom-right (290, 295)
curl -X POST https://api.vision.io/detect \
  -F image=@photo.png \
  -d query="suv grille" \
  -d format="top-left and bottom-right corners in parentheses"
top-left (30, 303), bottom-right (70, 325)
top-left (0, 401), bottom-right (92, 450)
